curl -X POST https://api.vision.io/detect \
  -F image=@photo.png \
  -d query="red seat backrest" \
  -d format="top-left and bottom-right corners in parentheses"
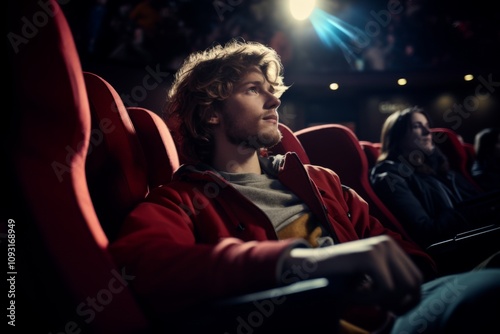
top-left (359, 141), bottom-right (380, 169)
top-left (269, 123), bottom-right (311, 164)
top-left (127, 106), bottom-right (180, 189)
top-left (295, 124), bottom-right (413, 240)
top-left (83, 72), bottom-right (150, 241)
top-left (8, 1), bottom-right (149, 332)
top-left (431, 127), bottom-right (482, 191)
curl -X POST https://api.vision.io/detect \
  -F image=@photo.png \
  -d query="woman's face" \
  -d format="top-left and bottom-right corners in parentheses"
top-left (401, 112), bottom-right (434, 154)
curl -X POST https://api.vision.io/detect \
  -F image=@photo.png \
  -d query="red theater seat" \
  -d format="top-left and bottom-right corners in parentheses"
top-left (431, 127), bottom-right (482, 191)
top-left (359, 141), bottom-right (380, 169)
top-left (7, 1), bottom-right (149, 333)
top-left (83, 72), bottom-right (150, 242)
top-left (127, 106), bottom-right (180, 189)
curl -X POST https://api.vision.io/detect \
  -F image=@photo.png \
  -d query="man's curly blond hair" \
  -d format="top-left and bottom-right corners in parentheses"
top-left (164, 39), bottom-right (289, 163)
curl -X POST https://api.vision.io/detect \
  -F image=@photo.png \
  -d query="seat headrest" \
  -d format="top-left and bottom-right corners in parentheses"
top-left (270, 123), bottom-right (311, 164)
top-left (127, 106), bottom-right (180, 189)
top-left (83, 72), bottom-right (149, 241)
top-left (360, 141), bottom-right (381, 169)
top-left (296, 124), bottom-right (367, 186)
top-left (431, 127), bottom-right (467, 171)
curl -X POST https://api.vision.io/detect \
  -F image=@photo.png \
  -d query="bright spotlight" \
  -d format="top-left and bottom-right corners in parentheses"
top-left (289, 0), bottom-right (316, 21)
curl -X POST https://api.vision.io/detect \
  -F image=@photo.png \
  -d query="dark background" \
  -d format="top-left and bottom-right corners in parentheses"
top-left (61, 0), bottom-right (500, 143)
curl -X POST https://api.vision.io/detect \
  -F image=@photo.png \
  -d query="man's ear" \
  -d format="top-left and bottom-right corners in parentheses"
top-left (207, 111), bottom-right (220, 125)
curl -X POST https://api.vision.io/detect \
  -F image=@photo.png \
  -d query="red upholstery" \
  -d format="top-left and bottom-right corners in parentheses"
top-left (83, 72), bottom-right (150, 241)
top-left (431, 128), bottom-right (482, 190)
top-left (270, 123), bottom-right (311, 163)
top-left (295, 124), bottom-right (413, 241)
top-left (359, 141), bottom-right (380, 169)
top-left (8, 1), bottom-right (149, 332)
top-left (462, 142), bottom-right (475, 174)
top-left (127, 106), bottom-right (180, 189)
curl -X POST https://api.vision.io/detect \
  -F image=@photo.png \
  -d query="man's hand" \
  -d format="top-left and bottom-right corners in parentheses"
top-left (280, 235), bottom-right (423, 315)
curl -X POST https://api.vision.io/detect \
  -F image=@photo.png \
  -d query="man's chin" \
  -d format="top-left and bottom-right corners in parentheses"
top-left (255, 129), bottom-right (282, 149)
top-left (264, 136), bottom-right (283, 149)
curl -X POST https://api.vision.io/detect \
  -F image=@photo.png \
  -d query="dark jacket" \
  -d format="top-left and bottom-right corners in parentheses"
top-left (370, 158), bottom-right (483, 248)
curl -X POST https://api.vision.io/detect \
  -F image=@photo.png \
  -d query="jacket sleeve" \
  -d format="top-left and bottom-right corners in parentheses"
top-left (108, 184), bottom-right (301, 318)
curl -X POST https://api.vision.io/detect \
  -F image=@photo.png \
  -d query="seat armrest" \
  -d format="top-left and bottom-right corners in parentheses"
top-left (426, 224), bottom-right (500, 274)
top-left (163, 278), bottom-right (347, 333)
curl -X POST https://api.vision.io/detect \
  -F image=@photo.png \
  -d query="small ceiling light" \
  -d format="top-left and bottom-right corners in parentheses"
top-left (397, 78), bottom-right (407, 86)
top-left (329, 83), bottom-right (339, 90)
top-left (464, 74), bottom-right (474, 81)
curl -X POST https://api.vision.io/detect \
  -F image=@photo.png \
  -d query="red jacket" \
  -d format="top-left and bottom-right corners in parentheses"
top-left (109, 152), bottom-right (436, 319)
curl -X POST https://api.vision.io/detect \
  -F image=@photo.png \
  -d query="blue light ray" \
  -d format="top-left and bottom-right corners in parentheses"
top-left (309, 8), bottom-right (369, 69)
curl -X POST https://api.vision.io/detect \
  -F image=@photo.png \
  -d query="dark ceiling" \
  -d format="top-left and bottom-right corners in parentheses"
top-left (62, 0), bottom-right (500, 78)
top-left (58, 0), bottom-right (500, 142)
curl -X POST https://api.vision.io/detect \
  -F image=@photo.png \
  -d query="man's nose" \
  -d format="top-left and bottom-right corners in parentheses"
top-left (265, 90), bottom-right (281, 110)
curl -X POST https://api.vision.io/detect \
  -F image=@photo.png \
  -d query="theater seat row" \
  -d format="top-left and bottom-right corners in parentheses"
top-left (272, 122), bottom-right (498, 275)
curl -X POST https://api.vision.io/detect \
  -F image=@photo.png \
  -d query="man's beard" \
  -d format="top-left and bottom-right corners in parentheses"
top-left (224, 116), bottom-right (282, 150)
top-left (226, 127), bottom-right (283, 150)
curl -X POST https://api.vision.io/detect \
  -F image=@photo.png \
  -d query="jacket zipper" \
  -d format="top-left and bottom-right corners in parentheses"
top-left (280, 153), bottom-right (341, 244)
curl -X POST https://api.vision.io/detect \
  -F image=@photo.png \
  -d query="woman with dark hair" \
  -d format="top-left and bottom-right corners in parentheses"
top-left (471, 127), bottom-right (500, 192)
top-left (369, 106), bottom-right (496, 249)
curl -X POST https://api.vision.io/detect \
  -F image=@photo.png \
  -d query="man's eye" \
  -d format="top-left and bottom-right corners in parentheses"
top-left (248, 87), bottom-right (258, 93)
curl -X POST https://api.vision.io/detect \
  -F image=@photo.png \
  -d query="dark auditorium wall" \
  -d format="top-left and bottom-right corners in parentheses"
top-left (68, 0), bottom-right (500, 146)
top-left (279, 71), bottom-right (500, 145)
